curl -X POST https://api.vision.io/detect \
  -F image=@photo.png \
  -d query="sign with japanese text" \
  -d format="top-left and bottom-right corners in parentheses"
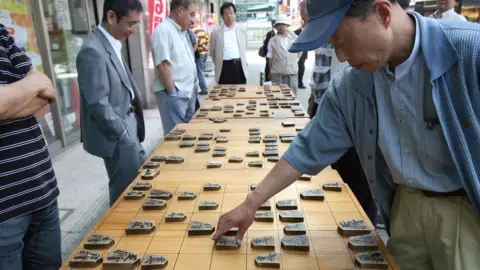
top-left (149, 0), bottom-right (169, 35)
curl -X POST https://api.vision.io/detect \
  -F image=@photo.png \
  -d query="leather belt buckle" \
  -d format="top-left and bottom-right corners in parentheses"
top-left (420, 188), bottom-right (466, 198)
top-left (128, 105), bottom-right (135, 114)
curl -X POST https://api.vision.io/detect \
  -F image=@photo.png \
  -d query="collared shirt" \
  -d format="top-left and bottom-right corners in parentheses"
top-left (282, 12), bottom-right (480, 227)
top-left (374, 15), bottom-right (462, 192)
top-left (309, 44), bottom-right (348, 103)
top-left (0, 24), bottom-right (59, 223)
top-left (152, 18), bottom-right (197, 98)
top-left (97, 25), bottom-right (134, 100)
top-left (431, 8), bottom-right (467, 21)
top-left (223, 25), bottom-right (240, 60)
top-left (266, 32), bottom-right (296, 59)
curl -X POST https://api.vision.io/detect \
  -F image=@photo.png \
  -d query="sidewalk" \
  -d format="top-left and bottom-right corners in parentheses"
top-left (55, 49), bottom-right (371, 262)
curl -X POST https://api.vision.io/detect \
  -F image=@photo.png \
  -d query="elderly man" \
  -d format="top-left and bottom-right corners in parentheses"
top-left (431, 0), bottom-right (466, 21)
top-left (213, 1), bottom-right (480, 269)
top-left (152, 0), bottom-right (198, 134)
top-left (77, 0), bottom-right (146, 206)
top-left (210, 2), bottom-right (248, 84)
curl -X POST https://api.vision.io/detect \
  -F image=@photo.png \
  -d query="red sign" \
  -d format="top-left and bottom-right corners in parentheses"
top-left (149, 0), bottom-right (169, 35)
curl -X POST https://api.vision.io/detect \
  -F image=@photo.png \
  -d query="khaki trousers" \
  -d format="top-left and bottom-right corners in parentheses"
top-left (388, 185), bottom-right (480, 270)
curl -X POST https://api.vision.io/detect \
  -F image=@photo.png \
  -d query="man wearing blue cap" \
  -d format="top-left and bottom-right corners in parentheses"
top-left (213, 0), bottom-right (480, 268)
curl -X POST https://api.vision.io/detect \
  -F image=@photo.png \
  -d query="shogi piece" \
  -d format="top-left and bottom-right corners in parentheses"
top-left (294, 112), bottom-right (305, 117)
top-left (214, 118), bottom-right (227, 123)
top-left (260, 113), bottom-right (269, 117)
top-left (198, 134), bottom-right (213, 141)
top-left (165, 212), bottom-right (187, 222)
top-left (348, 233), bottom-right (379, 251)
top-left (263, 150), bottom-right (279, 157)
top-left (69, 250), bottom-right (103, 268)
top-left (103, 250), bottom-right (141, 270)
top-left (276, 199), bottom-right (298, 210)
top-left (254, 253), bottom-right (281, 269)
top-left (236, 109), bottom-right (245, 113)
top-left (233, 114), bottom-right (243, 117)
top-left (270, 105), bottom-right (279, 109)
top-left (229, 156), bottom-right (244, 163)
top-left (143, 162), bottom-right (160, 169)
top-left (197, 113), bottom-right (207, 118)
top-left (179, 141), bottom-right (194, 148)
top-left (215, 137), bottom-right (229, 143)
top-left (281, 105), bottom-right (291, 109)
top-left (279, 210), bottom-right (304, 222)
top-left (178, 192), bottom-right (197, 200)
top-left (338, 219), bottom-right (371, 236)
top-left (295, 127), bottom-right (303, 132)
top-left (249, 161), bottom-right (263, 168)
top-left (255, 211), bottom-right (274, 222)
top-left (250, 131), bottom-right (261, 136)
top-left (251, 236), bottom-right (275, 250)
top-left (173, 128), bottom-right (186, 134)
top-left (182, 134), bottom-right (197, 141)
top-left (260, 110), bottom-right (269, 113)
top-left (246, 151), bottom-right (260, 157)
top-left (249, 137), bottom-right (261, 143)
top-left (250, 184), bottom-right (258, 190)
top-left (215, 235), bottom-right (240, 250)
top-left (143, 198), bottom-right (168, 210)
top-left (281, 235), bottom-right (310, 252)
top-left (323, 182), bottom-right (343, 191)
top-left (214, 146), bottom-right (227, 152)
top-left (246, 111), bottom-right (255, 115)
top-left (207, 161), bottom-right (222, 169)
top-left (354, 252), bottom-right (389, 269)
top-left (142, 255), bottom-right (168, 269)
top-left (265, 146), bottom-right (278, 151)
top-left (224, 109), bottom-right (234, 113)
top-left (195, 146), bottom-right (210, 153)
top-left (258, 200), bottom-right (271, 210)
top-left (199, 200), bottom-right (219, 210)
top-left (188, 221), bottom-right (215, 236)
top-left (279, 133), bottom-right (296, 139)
top-left (164, 134), bottom-right (181, 141)
top-left (151, 156), bottom-right (166, 162)
top-left (280, 137), bottom-right (294, 143)
top-left (84, 234), bottom-right (115, 249)
top-left (124, 190), bottom-right (145, 200)
top-left (300, 189), bottom-right (325, 201)
top-left (165, 156), bottom-right (184, 164)
top-left (211, 106), bottom-right (222, 111)
top-left (149, 190), bottom-right (172, 200)
top-left (249, 128), bottom-right (260, 132)
top-left (224, 226), bottom-right (239, 236)
top-left (132, 182), bottom-right (152, 191)
top-left (200, 107), bottom-right (211, 112)
top-left (212, 151), bottom-right (226, 157)
top-left (282, 122), bottom-right (295, 127)
top-left (298, 174), bottom-right (312, 181)
top-left (126, 220), bottom-right (156, 235)
top-left (197, 142), bottom-right (210, 147)
top-left (141, 169), bottom-right (160, 180)
top-left (220, 128), bottom-right (231, 133)
top-left (265, 142), bottom-right (278, 147)
top-left (267, 156), bottom-right (281, 163)
top-left (203, 183), bottom-right (221, 191)
top-left (283, 223), bottom-right (307, 235)
top-left (263, 137), bottom-right (277, 143)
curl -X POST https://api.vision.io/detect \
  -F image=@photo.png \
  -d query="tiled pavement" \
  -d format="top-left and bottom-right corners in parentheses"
top-left (52, 50), bottom-right (387, 262)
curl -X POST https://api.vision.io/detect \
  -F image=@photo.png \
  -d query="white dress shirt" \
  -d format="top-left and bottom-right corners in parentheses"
top-left (223, 25), bottom-right (240, 60)
top-left (431, 8), bottom-right (467, 21)
top-left (97, 25), bottom-right (134, 100)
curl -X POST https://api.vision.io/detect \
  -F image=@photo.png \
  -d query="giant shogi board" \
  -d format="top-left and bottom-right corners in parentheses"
top-left (206, 84), bottom-right (295, 100)
top-left (192, 99), bottom-right (309, 120)
top-left (62, 114), bottom-right (398, 269)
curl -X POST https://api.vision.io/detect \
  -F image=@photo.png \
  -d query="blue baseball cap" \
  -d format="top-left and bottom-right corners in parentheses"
top-left (290, 0), bottom-right (352, 52)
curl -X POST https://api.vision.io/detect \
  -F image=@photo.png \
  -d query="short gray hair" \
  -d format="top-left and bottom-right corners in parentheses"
top-left (170, 0), bottom-right (195, 12)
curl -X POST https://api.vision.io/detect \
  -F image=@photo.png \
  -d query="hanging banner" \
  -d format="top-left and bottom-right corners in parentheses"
top-left (149, 0), bottom-right (168, 35)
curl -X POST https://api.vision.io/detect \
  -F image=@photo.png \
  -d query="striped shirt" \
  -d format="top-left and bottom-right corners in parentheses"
top-left (0, 24), bottom-right (59, 223)
top-left (192, 25), bottom-right (209, 54)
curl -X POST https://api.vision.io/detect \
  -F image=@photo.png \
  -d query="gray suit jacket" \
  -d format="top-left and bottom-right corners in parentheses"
top-left (76, 29), bottom-right (145, 159)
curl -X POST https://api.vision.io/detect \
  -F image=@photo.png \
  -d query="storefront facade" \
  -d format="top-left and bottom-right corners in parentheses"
top-left (1, 0), bottom-right (220, 156)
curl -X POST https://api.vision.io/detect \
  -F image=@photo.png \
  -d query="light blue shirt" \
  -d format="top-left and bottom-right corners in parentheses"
top-left (283, 13), bottom-right (480, 229)
top-left (374, 15), bottom-right (462, 192)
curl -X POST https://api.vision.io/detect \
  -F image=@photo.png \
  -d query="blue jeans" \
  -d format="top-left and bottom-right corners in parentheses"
top-left (0, 200), bottom-right (62, 269)
top-left (196, 54), bottom-right (208, 92)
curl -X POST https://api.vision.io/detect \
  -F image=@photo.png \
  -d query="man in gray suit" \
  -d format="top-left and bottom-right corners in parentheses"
top-left (76, 0), bottom-right (146, 206)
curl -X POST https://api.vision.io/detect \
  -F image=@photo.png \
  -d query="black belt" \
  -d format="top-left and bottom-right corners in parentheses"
top-left (224, 59), bottom-right (241, 64)
top-left (420, 188), bottom-right (467, 198)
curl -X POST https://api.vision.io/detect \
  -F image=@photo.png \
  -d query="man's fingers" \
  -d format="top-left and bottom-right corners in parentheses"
top-left (236, 226), bottom-right (247, 245)
top-left (212, 214), bottom-right (233, 241)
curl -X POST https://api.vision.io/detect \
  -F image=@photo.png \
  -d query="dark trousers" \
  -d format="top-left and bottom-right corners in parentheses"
top-left (219, 59), bottom-right (246, 84)
top-left (265, 59), bottom-right (270, 81)
top-left (298, 52), bottom-right (307, 86)
top-left (309, 98), bottom-right (378, 222)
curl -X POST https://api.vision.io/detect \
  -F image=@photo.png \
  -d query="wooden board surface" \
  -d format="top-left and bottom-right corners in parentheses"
top-left (61, 86), bottom-right (398, 270)
top-left (192, 99), bottom-right (308, 120)
top-left (206, 84), bottom-right (295, 100)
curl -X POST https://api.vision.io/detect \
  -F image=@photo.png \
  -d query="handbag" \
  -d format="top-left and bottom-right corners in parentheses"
top-left (258, 45), bottom-right (266, 57)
